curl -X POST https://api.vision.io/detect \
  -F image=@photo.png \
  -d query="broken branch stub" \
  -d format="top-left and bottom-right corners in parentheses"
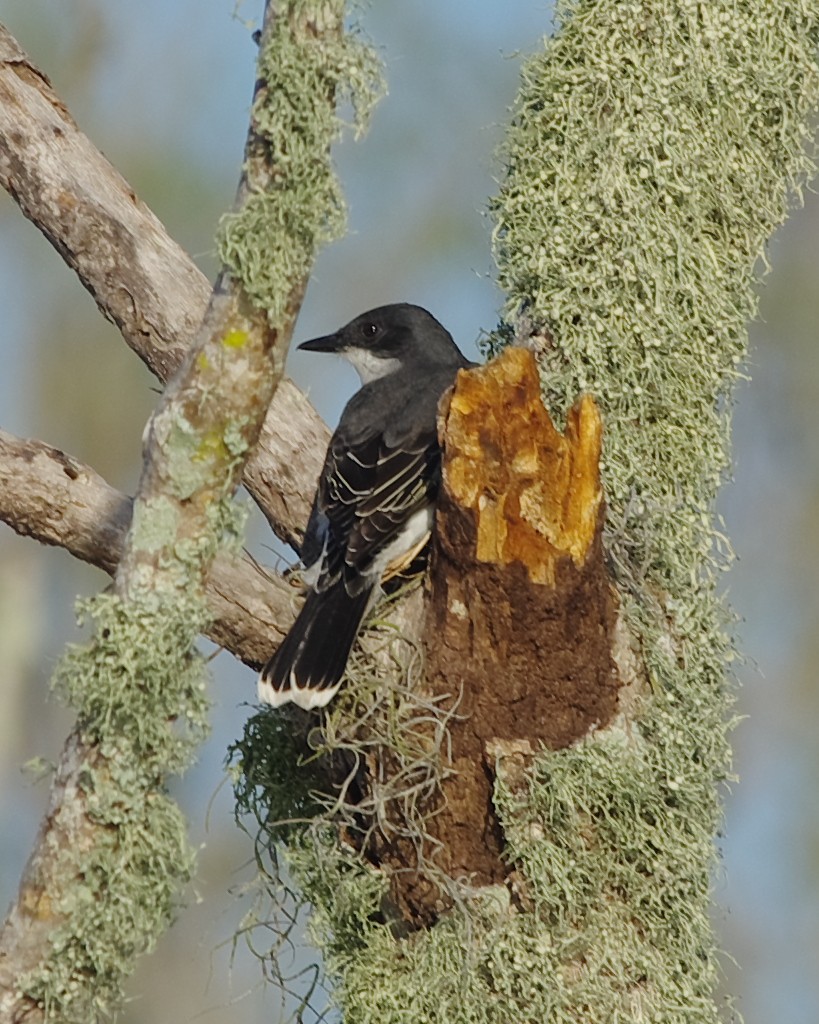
top-left (382, 347), bottom-right (620, 924)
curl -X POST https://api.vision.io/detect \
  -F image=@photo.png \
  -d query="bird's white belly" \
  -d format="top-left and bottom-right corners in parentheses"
top-left (372, 505), bottom-right (434, 580)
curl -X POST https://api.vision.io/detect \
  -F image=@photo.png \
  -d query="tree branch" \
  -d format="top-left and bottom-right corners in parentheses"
top-left (0, 21), bottom-right (328, 550)
top-left (0, 2), bottom-right (366, 1017)
top-left (0, 428), bottom-right (294, 667)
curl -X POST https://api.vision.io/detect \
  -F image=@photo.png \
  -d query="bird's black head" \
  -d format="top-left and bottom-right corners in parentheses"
top-left (298, 303), bottom-right (465, 384)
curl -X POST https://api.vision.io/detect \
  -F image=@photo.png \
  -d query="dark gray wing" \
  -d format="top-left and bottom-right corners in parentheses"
top-left (309, 420), bottom-right (441, 596)
top-left (300, 359), bottom-right (473, 596)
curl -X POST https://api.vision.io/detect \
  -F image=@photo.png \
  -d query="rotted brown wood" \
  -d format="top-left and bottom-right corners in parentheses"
top-left (374, 347), bottom-right (620, 924)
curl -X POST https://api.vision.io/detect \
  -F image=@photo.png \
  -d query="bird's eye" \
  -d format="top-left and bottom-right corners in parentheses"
top-left (361, 322), bottom-right (378, 338)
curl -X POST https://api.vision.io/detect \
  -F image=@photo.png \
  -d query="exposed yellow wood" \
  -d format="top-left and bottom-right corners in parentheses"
top-left (442, 347), bottom-right (603, 585)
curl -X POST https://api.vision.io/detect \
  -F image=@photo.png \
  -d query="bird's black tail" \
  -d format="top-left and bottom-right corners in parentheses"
top-left (258, 580), bottom-right (373, 710)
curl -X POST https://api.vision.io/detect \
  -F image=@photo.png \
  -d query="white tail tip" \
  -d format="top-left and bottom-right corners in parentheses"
top-left (257, 672), bottom-right (341, 711)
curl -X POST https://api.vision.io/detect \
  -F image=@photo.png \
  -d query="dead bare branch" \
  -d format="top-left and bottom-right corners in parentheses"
top-left (0, 428), bottom-right (295, 667)
top-left (0, 21), bottom-right (328, 551)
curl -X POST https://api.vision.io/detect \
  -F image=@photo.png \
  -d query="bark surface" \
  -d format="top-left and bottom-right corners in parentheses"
top-left (371, 349), bottom-right (620, 923)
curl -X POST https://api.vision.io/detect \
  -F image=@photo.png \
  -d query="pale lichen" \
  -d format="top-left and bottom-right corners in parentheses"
top-left (19, 593), bottom-right (210, 1022)
top-left (217, 3), bottom-right (384, 327)
top-left (238, 2), bottom-right (819, 1022)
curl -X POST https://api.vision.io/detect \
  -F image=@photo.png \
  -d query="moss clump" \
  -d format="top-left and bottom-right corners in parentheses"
top-left (233, 583), bottom-right (449, 863)
top-left (218, 2), bottom-right (383, 327)
top-left (18, 593), bottom-right (210, 1022)
top-left (231, 705), bottom-right (329, 836)
top-left (55, 593), bottom-right (211, 778)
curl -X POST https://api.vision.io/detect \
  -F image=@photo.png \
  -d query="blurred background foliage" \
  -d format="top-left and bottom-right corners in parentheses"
top-left (0, 2), bottom-right (817, 1022)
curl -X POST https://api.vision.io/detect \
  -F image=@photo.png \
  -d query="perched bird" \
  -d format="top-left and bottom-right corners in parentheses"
top-left (258, 303), bottom-right (473, 710)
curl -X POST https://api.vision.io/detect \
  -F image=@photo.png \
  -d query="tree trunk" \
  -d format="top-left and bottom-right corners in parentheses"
top-left (239, 4), bottom-right (819, 1023)
top-left (369, 348), bottom-right (620, 924)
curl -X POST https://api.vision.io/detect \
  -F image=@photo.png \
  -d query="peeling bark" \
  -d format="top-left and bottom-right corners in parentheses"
top-left (372, 349), bottom-right (620, 924)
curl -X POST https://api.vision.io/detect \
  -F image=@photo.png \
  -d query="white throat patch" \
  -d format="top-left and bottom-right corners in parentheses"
top-left (343, 347), bottom-right (402, 384)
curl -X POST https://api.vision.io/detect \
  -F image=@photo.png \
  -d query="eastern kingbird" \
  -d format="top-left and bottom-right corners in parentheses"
top-left (258, 303), bottom-right (473, 710)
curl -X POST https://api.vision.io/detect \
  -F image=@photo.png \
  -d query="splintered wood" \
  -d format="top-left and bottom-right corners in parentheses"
top-left (375, 347), bottom-right (620, 926)
top-left (442, 347), bottom-right (603, 584)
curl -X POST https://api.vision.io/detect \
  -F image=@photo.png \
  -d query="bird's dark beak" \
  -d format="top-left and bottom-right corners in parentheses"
top-left (297, 332), bottom-right (342, 353)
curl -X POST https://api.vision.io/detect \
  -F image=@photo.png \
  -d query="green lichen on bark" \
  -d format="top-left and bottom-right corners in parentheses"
top-left (486, 12), bottom-right (819, 1016)
top-left (217, 0), bottom-right (383, 326)
top-left (18, 593), bottom-right (210, 1022)
top-left (242, 2), bottom-right (819, 1022)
